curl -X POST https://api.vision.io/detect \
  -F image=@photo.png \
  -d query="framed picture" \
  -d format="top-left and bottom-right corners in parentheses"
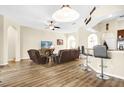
top-left (41, 41), bottom-right (53, 48)
top-left (57, 39), bottom-right (63, 45)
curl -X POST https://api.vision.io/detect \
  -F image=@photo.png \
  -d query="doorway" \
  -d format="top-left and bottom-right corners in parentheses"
top-left (7, 26), bottom-right (17, 62)
top-left (67, 35), bottom-right (76, 49)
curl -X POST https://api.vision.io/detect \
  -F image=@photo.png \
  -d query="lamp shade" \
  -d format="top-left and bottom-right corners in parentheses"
top-left (52, 6), bottom-right (80, 22)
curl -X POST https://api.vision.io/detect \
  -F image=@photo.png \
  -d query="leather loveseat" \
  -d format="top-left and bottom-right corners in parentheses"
top-left (53, 49), bottom-right (79, 64)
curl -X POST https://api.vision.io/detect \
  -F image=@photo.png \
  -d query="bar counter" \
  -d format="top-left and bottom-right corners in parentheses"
top-left (85, 49), bottom-right (124, 79)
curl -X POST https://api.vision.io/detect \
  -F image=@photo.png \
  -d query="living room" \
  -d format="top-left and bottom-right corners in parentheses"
top-left (0, 0), bottom-right (124, 92)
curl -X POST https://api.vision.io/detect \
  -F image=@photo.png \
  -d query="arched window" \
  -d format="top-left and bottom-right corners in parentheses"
top-left (67, 36), bottom-right (76, 49)
top-left (88, 34), bottom-right (98, 48)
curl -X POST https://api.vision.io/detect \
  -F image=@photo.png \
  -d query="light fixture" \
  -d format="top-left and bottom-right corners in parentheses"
top-left (49, 24), bottom-right (54, 30)
top-left (52, 5), bottom-right (80, 22)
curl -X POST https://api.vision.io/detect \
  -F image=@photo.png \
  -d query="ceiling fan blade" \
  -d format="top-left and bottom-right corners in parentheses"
top-left (54, 26), bottom-right (60, 29)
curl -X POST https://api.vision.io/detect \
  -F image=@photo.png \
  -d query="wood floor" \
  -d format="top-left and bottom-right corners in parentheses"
top-left (0, 59), bottom-right (124, 87)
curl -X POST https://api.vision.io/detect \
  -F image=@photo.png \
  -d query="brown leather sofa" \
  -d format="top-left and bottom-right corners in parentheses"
top-left (27, 49), bottom-right (49, 64)
top-left (53, 49), bottom-right (79, 64)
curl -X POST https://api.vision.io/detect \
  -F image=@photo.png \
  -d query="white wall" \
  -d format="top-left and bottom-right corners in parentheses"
top-left (76, 26), bottom-right (101, 48)
top-left (20, 26), bottom-right (67, 59)
top-left (66, 27), bottom-right (99, 49)
top-left (67, 31), bottom-right (79, 49)
top-left (8, 26), bottom-right (16, 61)
top-left (78, 27), bottom-right (91, 47)
top-left (0, 16), bottom-right (21, 65)
top-left (87, 18), bottom-right (124, 79)
top-left (4, 17), bottom-right (20, 63)
top-left (94, 19), bottom-right (124, 49)
top-left (0, 15), bottom-right (4, 64)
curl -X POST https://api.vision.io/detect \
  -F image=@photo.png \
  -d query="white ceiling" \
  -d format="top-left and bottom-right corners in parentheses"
top-left (0, 5), bottom-right (94, 33)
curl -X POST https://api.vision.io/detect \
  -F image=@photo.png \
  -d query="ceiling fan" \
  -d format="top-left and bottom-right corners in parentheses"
top-left (45, 20), bottom-right (61, 30)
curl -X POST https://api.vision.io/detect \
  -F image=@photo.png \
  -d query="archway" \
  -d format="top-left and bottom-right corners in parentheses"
top-left (67, 36), bottom-right (76, 49)
top-left (88, 34), bottom-right (98, 48)
top-left (7, 26), bottom-right (17, 62)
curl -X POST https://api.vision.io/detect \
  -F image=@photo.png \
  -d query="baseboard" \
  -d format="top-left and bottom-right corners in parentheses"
top-left (0, 59), bottom-right (30, 66)
top-left (89, 64), bottom-right (124, 80)
top-left (0, 63), bottom-right (8, 66)
top-left (20, 57), bottom-right (29, 60)
top-left (0, 58), bottom-right (8, 66)
top-left (8, 59), bottom-right (21, 62)
top-left (104, 73), bottom-right (124, 80)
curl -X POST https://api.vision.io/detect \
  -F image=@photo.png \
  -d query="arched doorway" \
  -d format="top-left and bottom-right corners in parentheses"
top-left (7, 26), bottom-right (17, 62)
top-left (2, 24), bottom-right (20, 65)
top-left (67, 36), bottom-right (76, 49)
top-left (88, 34), bottom-right (98, 48)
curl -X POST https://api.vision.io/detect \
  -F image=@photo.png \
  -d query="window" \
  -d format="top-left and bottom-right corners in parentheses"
top-left (88, 34), bottom-right (98, 48)
top-left (67, 36), bottom-right (76, 49)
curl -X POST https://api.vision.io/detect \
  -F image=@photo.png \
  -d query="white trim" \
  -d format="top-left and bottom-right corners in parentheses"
top-left (0, 62), bottom-right (8, 66)
top-left (8, 58), bottom-right (21, 62)
top-left (15, 59), bottom-right (20, 62)
top-left (104, 73), bottom-right (124, 80)
top-left (0, 58), bottom-right (8, 66)
top-left (20, 57), bottom-right (29, 60)
top-left (89, 64), bottom-right (124, 80)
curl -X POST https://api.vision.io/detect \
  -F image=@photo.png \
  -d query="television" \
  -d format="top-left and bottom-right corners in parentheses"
top-left (41, 41), bottom-right (53, 48)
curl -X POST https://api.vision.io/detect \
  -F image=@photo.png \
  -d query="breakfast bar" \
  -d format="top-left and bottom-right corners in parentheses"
top-left (86, 49), bottom-right (124, 79)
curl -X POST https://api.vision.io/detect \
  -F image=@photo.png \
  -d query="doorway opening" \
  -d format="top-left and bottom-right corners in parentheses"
top-left (67, 36), bottom-right (76, 49)
top-left (7, 26), bottom-right (17, 62)
top-left (88, 34), bottom-right (98, 48)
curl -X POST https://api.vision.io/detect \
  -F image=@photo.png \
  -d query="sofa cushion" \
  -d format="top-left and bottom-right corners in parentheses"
top-left (54, 49), bottom-right (79, 63)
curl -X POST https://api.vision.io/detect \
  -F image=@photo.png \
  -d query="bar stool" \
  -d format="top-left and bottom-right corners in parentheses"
top-left (80, 46), bottom-right (93, 71)
top-left (93, 45), bottom-right (111, 80)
